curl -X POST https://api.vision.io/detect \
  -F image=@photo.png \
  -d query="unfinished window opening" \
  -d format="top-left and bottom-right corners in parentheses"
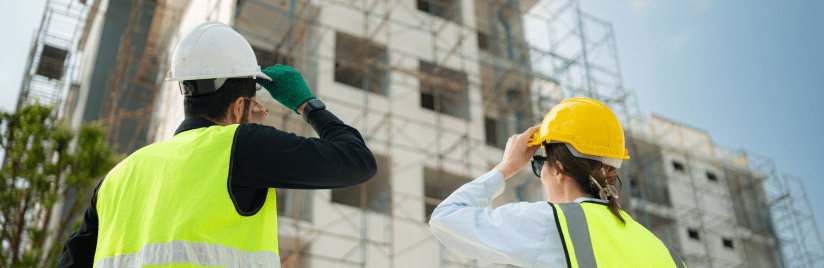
top-left (672, 161), bottom-right (685, 172)
top-left (688, 229), bottom-right (700, 240)
top-left (484, 117), bottom-right (498, 147)
top-left (424, 167), bottom-right (468, 221)
top-left (417, 0), bottom-right (462, 23)
top-left (331, 154), bottom-right (392, 214)
top-left (276, 188), bottom-right (313, 222)
top-left (421, 92), bottom-right (435, 110)
top-left (628, 175), bottom-right (672, 207)
top-left (723, 238), bottom-right (734, 249)
top-left (484, 117), bottom-right (507, 148)
top-left (477, 31), bottom-right (490, 51)
top-left (334, 32), bottom-right (388, 95)
top-left (726, 168), bottom-right (774, 235)
top-left (707, 172), bottom-right (718, 182)
top-left (251, 45), bottom-right (293, 69)
top-left (419, 60), bottom-right (470, 120)
top-left (36, 45), bottom-right (68, 80)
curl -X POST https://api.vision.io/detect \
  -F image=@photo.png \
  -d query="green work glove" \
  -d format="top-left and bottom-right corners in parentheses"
top-left (256, 64), bottom-right (316, 114)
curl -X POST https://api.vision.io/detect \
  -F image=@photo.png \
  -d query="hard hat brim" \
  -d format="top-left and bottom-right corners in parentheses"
top-left (528, 131), bottom-right (630, 160)
top-left (166, 71), bottom-right (272, 82)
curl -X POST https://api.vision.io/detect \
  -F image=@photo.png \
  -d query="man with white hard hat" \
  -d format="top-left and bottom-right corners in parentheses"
top-left (57, 21), bottom-right (377, 267)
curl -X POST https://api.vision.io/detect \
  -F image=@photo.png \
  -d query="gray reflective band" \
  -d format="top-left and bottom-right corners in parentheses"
top-left (667, 245), bottom-right (685, 268)
top-left (557, 203), bottom-right (598, 268)
top-left (95, 240), bottom-right (280, 268)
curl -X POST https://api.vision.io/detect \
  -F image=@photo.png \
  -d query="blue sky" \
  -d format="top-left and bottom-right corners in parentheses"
top-left (577, 0), bottom-right (823, 239)
top-left (1, 0), bottom-right (822, 249)
top-left (0, 0), bottom-right (47, 112)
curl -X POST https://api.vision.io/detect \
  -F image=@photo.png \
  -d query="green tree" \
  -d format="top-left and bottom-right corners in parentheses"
top-left (0, 103), bottom-right (124, 267)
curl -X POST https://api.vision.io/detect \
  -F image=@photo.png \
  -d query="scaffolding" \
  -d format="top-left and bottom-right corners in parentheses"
top-left (165, 0), bottom-right (824, 267)
top-left (778, 173), bottom-right (824, 267)
top-left (16, 0), bottom-right (188, 154)
top-left (221, 0), bottom-right (628, 266)
top-left (25, 0), bottom-right (822, 267)
top-left (97, 0), bottom-right (187, 153)
top-left (15, 0), bottom-right (89, 116)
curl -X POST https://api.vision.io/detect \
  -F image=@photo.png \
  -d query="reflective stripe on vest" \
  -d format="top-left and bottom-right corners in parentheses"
top-left (557, 203), bottom-right (598, 268)
top-left (554, 202), bottom-right (687, 268)
top-left (94, 240), bottom-right (280, 268)
top-left (667, 245), bottom-right (686, 268)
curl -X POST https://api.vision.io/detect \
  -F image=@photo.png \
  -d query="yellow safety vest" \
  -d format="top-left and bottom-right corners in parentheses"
top-left (552, 202), bottom-right (686, 268)
top-left (94, 124), bottom-right (280, 267)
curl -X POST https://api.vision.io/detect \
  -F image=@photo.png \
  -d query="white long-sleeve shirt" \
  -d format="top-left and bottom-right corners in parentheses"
top-left (429, 170), bottom-right (606, 268)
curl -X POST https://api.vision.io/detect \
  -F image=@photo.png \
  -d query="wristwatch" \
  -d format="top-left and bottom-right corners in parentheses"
top-left (302, 99), bottom-right (326, 122)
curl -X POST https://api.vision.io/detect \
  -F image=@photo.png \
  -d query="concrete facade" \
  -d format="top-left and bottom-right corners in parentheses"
top-left (619, 114), bottom-right (781, 268)
top-left (146, 1), bottom-right (783, 267)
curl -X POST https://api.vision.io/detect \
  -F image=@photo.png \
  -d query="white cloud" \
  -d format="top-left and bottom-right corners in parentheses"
top-left (631, 0), bottom-right (655, 13)
top-left (672, 28), bottom-right (694, 52)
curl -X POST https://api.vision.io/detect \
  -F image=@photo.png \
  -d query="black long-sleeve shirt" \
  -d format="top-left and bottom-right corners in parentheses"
top-left (56, 108), bottom-right (377, 267)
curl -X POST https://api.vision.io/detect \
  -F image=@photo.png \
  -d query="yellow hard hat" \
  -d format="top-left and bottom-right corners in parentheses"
top-left (528, 97), bottom-right (629, 165)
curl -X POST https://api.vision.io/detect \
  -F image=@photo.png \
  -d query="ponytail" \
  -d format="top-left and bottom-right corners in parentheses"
top-left (588, 166), bottom-right (624, 224)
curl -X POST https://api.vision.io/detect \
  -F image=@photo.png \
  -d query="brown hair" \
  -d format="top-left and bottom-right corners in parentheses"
top-left (544, 143), bottom-right (625, 224)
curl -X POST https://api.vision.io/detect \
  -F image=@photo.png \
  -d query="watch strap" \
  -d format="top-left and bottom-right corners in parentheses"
top-left (302, 99), bottom-right (325, 122)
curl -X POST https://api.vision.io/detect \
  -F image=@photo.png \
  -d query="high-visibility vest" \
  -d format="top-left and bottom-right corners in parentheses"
top-left (93, 124), bottom-right (280, 267)
top-left (551, 202), bottom-right (686, 268)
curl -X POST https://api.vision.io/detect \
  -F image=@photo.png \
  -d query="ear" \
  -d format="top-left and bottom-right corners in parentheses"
top-left (231, 97), bottom-right (245, 124)
top-left (554, 161), bottom-right (565, 182)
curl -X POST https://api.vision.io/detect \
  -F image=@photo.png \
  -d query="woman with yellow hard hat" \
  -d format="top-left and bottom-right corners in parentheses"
top-left (429, 97), bottom-right (686, 267)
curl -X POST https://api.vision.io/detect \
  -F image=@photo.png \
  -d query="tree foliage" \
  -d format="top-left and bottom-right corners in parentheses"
top-left (0, 103), bottom-right (124, 267)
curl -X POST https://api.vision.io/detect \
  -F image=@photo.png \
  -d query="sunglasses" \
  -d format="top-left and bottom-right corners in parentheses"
top-left (242, 97), bottom-right (268, 124)
top-left (531, 155), bottom-right (549, 178)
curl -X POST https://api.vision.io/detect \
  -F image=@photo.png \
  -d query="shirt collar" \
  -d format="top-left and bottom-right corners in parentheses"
top-left (574, 197), bottom-right (607, 204)
top-left (174, 118), bottom-right (218, 136)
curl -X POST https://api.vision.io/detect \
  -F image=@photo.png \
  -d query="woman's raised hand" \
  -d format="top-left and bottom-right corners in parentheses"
top-left (494, 126), bottom-right (541, 180)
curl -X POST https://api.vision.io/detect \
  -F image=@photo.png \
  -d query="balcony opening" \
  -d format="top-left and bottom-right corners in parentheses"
top-left (252, 45), bottom-right (293, 69)
top-left (331, 154), bottom-right (392, 214)
top-left (419, 60), bottom-right (469, 120)
top-left (424, 167), bottom-right (467, 221)
top-left (417, 0), bottom-right (462, 23)
top-left (334, 32), bottom-right (388, 95)
top-left (36, 45), bottom-right (68, 80)
top-left (276, 188), bottom-right (313, 222)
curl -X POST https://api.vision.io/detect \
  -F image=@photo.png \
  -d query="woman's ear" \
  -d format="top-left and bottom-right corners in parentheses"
top-left (553, 161), bottom-right (565, 182)
top-left (555, 161), bottom-right (564, 173)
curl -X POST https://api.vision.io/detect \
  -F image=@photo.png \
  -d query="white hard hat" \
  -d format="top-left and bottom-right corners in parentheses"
top-left (166, 21), bottom-right (271, 93)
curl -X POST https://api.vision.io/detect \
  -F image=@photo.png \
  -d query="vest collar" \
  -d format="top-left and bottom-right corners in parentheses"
top-left (174, 118), bottom-right (218, 136)
top-left (574, 197), bottom-right (607, 204)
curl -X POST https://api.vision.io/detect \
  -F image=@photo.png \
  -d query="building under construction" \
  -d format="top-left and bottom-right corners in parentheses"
top-left (15, 0), bottom-right (824, 267)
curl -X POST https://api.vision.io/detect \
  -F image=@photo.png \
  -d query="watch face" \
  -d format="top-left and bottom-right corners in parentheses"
top-left (309, 99), bottom-right (326, 109)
